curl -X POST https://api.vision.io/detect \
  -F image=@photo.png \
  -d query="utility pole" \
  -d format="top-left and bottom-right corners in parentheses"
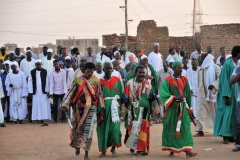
top-left (193, 0), bottom-right (196, 36)
top-left (125, 0), bottom-right (128, 50)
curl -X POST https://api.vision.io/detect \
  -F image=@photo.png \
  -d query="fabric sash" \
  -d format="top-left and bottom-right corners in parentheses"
top-left (104, 95), bottom-right (121, 123)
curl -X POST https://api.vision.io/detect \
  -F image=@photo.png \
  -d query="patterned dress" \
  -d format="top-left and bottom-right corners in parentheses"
top-left (61, 74), bottom-right (99, 151)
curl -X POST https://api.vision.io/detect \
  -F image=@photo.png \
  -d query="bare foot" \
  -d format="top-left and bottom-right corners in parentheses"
top-left (75, 148), bottom-right (80, 155)
top-left (168, 152), bottom-right (174, 157)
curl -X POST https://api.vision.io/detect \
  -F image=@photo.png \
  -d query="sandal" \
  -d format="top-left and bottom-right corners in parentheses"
top-left (41, 122), bottom-right (48, 126)
top-left (232, 147), bottom-right (240, 152)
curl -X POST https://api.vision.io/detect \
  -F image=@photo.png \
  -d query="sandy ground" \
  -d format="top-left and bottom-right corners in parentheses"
top-left (0, 120), bottom-right (239, 160)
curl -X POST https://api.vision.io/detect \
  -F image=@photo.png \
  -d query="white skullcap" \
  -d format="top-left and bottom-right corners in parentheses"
top-left (35, 59), bottom-right (42, 63)
top-left (65, 56), bottom-right (71, 60)
top-left (101, 45), bottom-right (107, 49)
top-left (114, 51), bottom-right (120, 56)
top-left (154, 43), bottom-right (159, 47)
top-left (69, 46), bottom-right (74, 51)
top-left (26, 50), bottom-right (32, 53)
top-left (47, 48), bottom-right (53, 53)
top-left (8, 51), bottom-right (14, 54)
top-left (11, 62), bottom-right (18, 67)
top-left (141, 55), bottom-right (148, 59)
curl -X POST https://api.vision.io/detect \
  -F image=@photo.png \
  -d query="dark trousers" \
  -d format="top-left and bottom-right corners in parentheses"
top-left (53, 94), bottom-right (65, 121)
top-left (1, 96), bottom-right (10, 121)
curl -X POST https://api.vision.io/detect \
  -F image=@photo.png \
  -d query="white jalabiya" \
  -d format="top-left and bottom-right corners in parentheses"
top-left (0, 79), bottom-right (5, 124)
top-left (148, 52), bottom-right (163, 72)
top-left (94, 71), bottom-right (105, 79)
top-left (41, 58), bottom-right (54, 75)
top-left (20, 58), bottom-right (36, 77)
top-left (182, 69), bottom-right (187, 77)
top-left (187, 67), bottom-right (200, 116)
top-left (96, 52), bottom-right (111, 64)
top-left (5, 71), bottom-right (28, 121)
top-left (38, 53), bottom-right (47, 59)
top-left (28, 70), bottom-right (51, 120)
top-left (67, 68), bottom-right (75, 89)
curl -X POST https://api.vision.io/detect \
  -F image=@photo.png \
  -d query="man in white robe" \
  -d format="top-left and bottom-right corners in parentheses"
top-left (148, 43), bottom-right (164, 72)
top-left (28, 59), bottom-right (51, 126)
top-left (96, 45), bottom-right (111, 64)
top-left (94, 62), bottom-right (105, 79)
top-left (5, 63), bottom-right (28, 124)
top-left (120, 46), bottom-right (133, 65)
top-left (20, 50), bottom-right (36, 78)
top-left (65, 56), bottom-right (74, 89)
top-left (186, 58), bottom-right (200, 116)
top-left (110, 51), bottom-right (125, 68)
top-left (42, 48), bottom-right (54, 76)
top-left (194, 53), bottom-right (221, 136)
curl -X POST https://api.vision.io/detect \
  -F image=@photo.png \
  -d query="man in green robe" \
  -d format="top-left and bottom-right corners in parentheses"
top-left (97, 62), bottom-right (123, 157)
top-left (61, 62), bottom-right (99, 160)
top-left (214, 46), bottom-right (240, 144)
top-left (160, 61), bottom-right (197, 158)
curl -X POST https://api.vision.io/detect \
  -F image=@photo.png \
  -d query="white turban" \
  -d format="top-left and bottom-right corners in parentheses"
top-left (65, 56), bottom-right (71, 60)
top-left (69, 46), bottom-right (74, 51)
top-left (102, 45), bottom-right (107, 49)
top-left (26, 50), bottom-right (32, 53)
top-left (47, 48), bottom-right (53, 52)
top-left (154, 43), bottom-right (159, 47)
top-left (141, 55), bottom-right (148, 60)
top-left (11, 62), bottom-right (18, 67)
top-left (35, 59), bottom-right (42, 63)
top-left (114, 51), bottom-right (120, 56)
top-left (8, 51), bottom-right (14, 54)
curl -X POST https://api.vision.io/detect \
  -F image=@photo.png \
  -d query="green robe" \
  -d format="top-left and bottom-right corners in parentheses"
top-left (96, 74), bottom-right (123, 153)
top-left (160, 76), bottom-right (194, 153)
top-left (131, 64), bottom-right (158, 93)
top-left (214, 59), bottom-right (237, 137)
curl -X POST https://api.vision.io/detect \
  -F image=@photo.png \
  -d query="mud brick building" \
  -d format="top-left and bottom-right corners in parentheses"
top-left (102, 20), bottom-right (240, 58)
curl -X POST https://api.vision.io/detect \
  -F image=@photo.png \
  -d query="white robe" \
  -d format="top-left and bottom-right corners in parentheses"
top-left (42, 58), bottom-right (54, 75)
top-left (148, 52), bottom-right (163, 72)
top-left (67, 68), bottom-right (75, 89)
top-left (121, 51), bottom-right (133, 65)
top-left (94, 71), bottom-right (105, 79)
top-left (96, 52), bottom-right (111, 64)
top-left (28, 70), bottom-right (51, 120)
top-left (20, 58), bottom-right (36, 77)
top-left (0, 79), bottom-right (5, 124)
top-left (5, 71), bottom-right (28, 121)
top-left (187, 67), bottom-right (200, 116)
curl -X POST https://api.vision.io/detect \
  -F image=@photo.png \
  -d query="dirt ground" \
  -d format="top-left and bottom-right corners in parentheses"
top-left (0, 120), bottom-right (239, 160)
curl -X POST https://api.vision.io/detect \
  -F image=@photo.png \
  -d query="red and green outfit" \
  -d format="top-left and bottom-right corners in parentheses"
top-left (160, 76), bottom-right (194, 153)
top-left (97, 73), bottom-right (123, 153)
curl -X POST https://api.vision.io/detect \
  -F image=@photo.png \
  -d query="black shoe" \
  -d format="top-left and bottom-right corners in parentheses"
top-left (228, 137), bottom-right (236, 142)
top-left (0, 124), bottom-right (6, 127)
top-left (19, 120), bottom-right (23, 124)
top-left (223, 137), bottom-right (229, 144)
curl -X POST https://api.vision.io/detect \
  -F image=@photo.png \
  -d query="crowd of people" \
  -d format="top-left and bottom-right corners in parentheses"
top-left (0, 42), bottom-right (240, 159)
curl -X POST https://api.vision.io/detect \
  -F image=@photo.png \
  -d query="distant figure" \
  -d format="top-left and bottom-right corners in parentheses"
top-left (148, 43), bottom-right (164, 72)
top-left (38, 46), bottom-right (48, 59)
top-left (83, 47), bottom-right (96, 64)
top-left (173, 45), bottom-right (182, 61)
top-left (190, 43), bottom-right (204, 60)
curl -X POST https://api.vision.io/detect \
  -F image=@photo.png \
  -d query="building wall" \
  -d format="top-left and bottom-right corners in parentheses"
top-left (32, 43), bottom-right (57, 57)
top-left (102, 20), bottom-right (240, 59)
top-left (56, 38), bottom-right (99, 54)
top-left (4, 44), bottom-right (24, 53)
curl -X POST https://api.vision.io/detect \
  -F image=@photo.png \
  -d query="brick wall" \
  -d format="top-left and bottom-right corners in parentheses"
top-left (102, 20), bottom-right (240, 59)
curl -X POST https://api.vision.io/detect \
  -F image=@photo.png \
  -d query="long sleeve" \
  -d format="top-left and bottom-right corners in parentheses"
top-left (49, 72), bottom-right (54, 95)
top-left (45, 74), bottom-right (49, 93)
top-left (20, 60), bottom-right (24, 72)
top-left (21, 72), bottom-right (28, 97)
top-left (0, 79), bottom-right (4, 98)
top-left (5, 74), bottom-right (11, 96)
top-left (28, 71), bottom-right (33, 94)
top-left (63, 70), bottom-right (67, 94)
top-left (186, 70), bottom-right (193, 91)
top-left (160, 80), bottom-right (176, 110)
